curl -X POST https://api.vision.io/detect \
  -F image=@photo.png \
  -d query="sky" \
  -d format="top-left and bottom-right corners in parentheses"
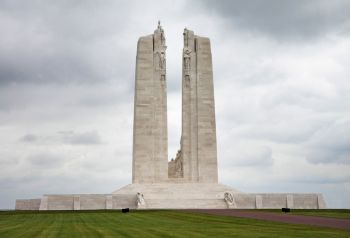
top-left (0, 0), bottom-right (349, 209)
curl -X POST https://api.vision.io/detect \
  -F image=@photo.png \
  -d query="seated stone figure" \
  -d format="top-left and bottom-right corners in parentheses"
top-left (136, 192), bottom-right (146, 208)
top-left (224, 192), bottom-right (236, 208)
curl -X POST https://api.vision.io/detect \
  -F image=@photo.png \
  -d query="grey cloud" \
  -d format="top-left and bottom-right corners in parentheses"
top-left (306, 121), bottom-right (350, 164)
top-left (77, 94), bottom-right (118, 107)
top-left (27, 152), bottom-right (64, 167)
top-left (18, 131), bottom-right (103, 145)
top-left (0, 1), bottom-right (135, 86)
top-left (20, 133), bottom-right (37, 142)
top-left (0, 155), bottom-right (20, 167)
top-left (222, 145), bottom-right (273, 167)
top-left (0, 50), bottom-right (104, 85)
top-left (197, 0), bottom-right (350, 40)
top-left (59, 131), bottom-right (102, 145)
top-left (0, 82), bottom-right (131, 115)
top-left (291, 173), bottom-right (350, 184)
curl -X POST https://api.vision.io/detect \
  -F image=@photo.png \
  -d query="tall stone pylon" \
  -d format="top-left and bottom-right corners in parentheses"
top-left (132, 22), bottom-right (168, 183)
top-left (180, 28), bottom-right (218, 183)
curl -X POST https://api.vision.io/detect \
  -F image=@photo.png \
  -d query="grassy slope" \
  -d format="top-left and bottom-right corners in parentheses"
top-left (0, 210), bottom-right (349, 238)
top-left (256, 209), bottom-right (350, 219)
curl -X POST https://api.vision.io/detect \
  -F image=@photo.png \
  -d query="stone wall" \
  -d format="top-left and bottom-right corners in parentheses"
top-left (16, 191), bottom-right (326, 210)
top-left (16, 194), bottom-right (136, 211)
top-left (15, 199), bottom-right (41, 210)
top-left (80, 195), bottom-right (107, 210)
top-left (227, 193), bottom-right (326, 209)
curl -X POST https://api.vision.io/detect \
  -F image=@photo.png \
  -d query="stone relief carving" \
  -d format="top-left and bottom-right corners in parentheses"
top-left (174, 150), bottom-right (183, 177)
top-left (136, 192), bottom-right (146, 207)
top-left (224, 192), bottom-right (237, 208)
top-left (168, 149), bottom-right (183, 178)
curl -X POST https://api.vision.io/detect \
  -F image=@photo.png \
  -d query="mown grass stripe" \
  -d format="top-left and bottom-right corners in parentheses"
top-left (0, 210), bottom-right (349, 238)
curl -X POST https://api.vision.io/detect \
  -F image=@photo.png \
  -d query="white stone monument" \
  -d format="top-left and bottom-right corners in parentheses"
top-left (15, 23), bottom-right (326, 210)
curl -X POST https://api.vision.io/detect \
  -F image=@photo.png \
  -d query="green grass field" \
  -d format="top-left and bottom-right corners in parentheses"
top-left (0, 210), bottom-right (349, 238)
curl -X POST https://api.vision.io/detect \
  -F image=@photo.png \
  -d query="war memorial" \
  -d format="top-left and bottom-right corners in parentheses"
top-left (15, 23), bottom-right (326, 210)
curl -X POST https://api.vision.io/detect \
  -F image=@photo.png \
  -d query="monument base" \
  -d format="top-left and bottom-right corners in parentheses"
top-left (113, 183), bottom-right (239, 209)
top-left (16, 183), bottom-right (326, 210)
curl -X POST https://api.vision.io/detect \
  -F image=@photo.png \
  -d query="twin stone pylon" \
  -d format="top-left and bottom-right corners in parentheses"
top-left (132, 23), bottom-right (218, 184)
top-left (14, 24), bottom-right (327, 210)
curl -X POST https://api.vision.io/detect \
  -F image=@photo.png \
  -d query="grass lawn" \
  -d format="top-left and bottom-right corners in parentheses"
top-left (0, 210), bottom-right (349, 238)
top-left (257, 209), bottom-right (350, 219)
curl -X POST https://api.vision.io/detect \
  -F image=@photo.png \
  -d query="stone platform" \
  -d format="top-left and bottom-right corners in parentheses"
top-left (113, 183), bottom-right (325, 209)
top-left (16, 183), bottom-right (326, 210)
top-left (113, 183), bottom-right (239, 209)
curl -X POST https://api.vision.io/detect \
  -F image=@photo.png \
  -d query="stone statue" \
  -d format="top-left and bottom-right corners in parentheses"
top-left (161, 31), bottom-right (166, 47)
top-left (159, 51), bottom-right (166, 69)
top-left (158, 21), bottom-right (166, 47)
top-left (183, 28), bottom-right (189, 47)
top-left (183, 48), bottom-right (191, 71)
top-left (136, 192), bottom-right (146, 207)
top-left (224, 192), bottom-right (236, 208)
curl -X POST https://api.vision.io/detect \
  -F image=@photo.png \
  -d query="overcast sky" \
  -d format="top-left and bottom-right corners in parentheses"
top-left (1, 0), bottom-right (349, 209)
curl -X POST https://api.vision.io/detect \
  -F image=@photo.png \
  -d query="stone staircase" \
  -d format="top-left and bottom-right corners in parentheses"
top-left (145, 198), bottom-right (227, 209)
top-left (112, 183), bottom-right (237, 209)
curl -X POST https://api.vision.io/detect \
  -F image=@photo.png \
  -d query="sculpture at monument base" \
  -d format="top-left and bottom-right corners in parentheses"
top-left (15, 23), bottom-right (326, 210)
top-left (224, 192), bottom-right (237, 209)
top-left (136, 192), bottom-right (146, 208)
